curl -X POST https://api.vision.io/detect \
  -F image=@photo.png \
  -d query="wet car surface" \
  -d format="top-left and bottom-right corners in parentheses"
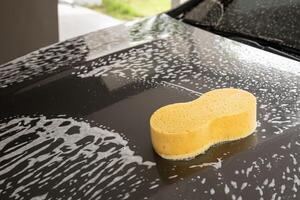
top-left (0, 14), bottom-right (300, 199)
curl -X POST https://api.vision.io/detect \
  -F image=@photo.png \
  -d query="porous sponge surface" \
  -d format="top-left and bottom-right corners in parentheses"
top-left (150, 88), bottom-right (257, 160)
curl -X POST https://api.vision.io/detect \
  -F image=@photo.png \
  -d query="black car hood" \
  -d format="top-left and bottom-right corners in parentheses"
top-left (0, 14), bottom-right (300, 199)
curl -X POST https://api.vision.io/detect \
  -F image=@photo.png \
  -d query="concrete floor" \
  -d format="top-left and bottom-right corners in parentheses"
top-left (58, 3), bottom-right (122, 41)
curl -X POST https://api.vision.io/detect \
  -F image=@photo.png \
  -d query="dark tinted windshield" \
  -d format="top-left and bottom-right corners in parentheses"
top-left (169, 0), bottom-right (300, 59)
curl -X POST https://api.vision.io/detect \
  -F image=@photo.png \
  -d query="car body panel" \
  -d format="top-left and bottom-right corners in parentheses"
top-left (0, 14), bottom-right (300, 199)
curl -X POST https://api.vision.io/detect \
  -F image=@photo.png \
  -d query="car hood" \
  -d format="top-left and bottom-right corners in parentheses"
top-left (0, 14), bottom-right (300, 199)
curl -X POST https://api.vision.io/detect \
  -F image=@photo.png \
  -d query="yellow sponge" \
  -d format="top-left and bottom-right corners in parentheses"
top-left (150, 88), bottom-right (257, 160)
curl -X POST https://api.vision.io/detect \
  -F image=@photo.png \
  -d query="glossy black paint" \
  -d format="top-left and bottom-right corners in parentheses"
top-left (0, 15), bottom-right (300, 199)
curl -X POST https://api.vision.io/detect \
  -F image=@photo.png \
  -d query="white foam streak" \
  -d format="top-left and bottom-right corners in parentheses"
top-left (0, 116), bottom-right (156, 199)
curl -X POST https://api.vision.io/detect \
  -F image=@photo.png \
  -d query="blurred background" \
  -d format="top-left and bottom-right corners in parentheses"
top-left (59, 0), bottom-right (172, 40)
top-left (0, 0), bottom-right (188, 65)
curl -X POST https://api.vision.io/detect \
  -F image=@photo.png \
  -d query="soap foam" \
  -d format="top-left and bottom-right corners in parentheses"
top-left (0, 116), bottom-right (156, 199)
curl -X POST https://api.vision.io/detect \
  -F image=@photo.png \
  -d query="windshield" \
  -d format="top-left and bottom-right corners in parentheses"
top-left (169, 0), bottom-right (300, 60)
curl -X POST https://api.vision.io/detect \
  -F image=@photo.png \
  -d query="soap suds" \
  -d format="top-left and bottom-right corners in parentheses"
top-left (189, 158), bottom-right (222, 169)
top-left (0, 116), bottom-right (156, 199)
